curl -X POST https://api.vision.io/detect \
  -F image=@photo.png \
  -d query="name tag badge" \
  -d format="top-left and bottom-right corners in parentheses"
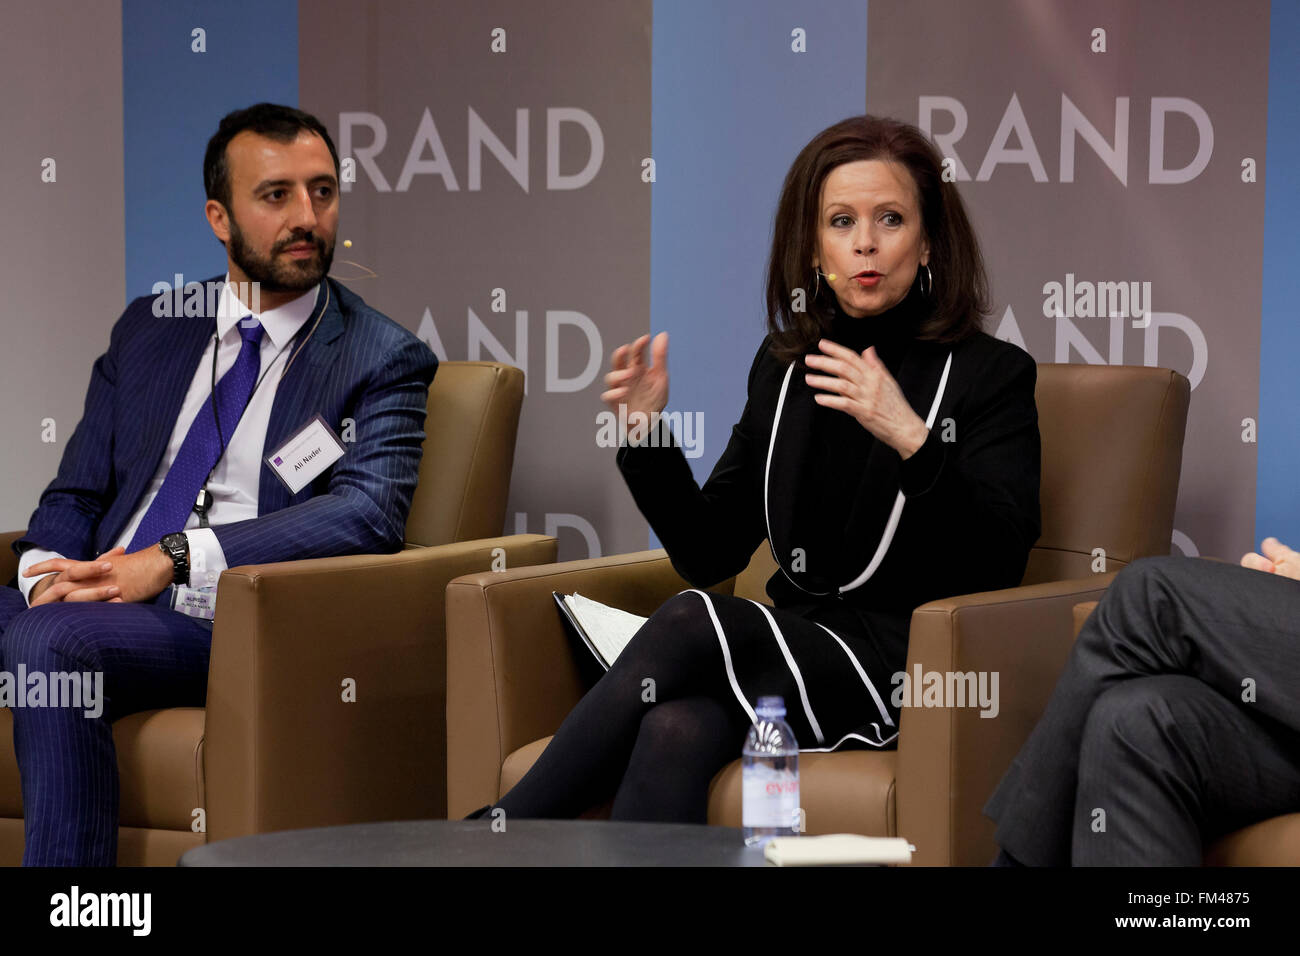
top-left (265, 413), bottom-right (347, 495)
top-left (171, 585), bottom-right (217, 621)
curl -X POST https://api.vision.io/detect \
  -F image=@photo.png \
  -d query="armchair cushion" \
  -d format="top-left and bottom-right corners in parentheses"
top-left (1206, 814), bottom-right (1300, 865)
top-left (501, 738), bottom-right (553, 799)
top-left (0, 710), bottom-right (19, 817)
top-left (0, 706), bottom-right (204, 831)
top-left (115, 709), bottom-right (205, 831)
top-left (708, 751), bottom-right (897, 836)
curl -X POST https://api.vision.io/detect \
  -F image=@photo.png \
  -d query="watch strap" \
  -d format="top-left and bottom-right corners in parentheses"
top-left (158, 533), bottom-right (190, 587)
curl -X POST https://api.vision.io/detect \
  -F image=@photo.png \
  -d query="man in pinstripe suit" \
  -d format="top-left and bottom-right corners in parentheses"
top-left (0, 104), bottom-right (438, 865)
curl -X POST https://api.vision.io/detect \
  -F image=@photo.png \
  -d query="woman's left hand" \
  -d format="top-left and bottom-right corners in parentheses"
top-left (804, 340), bottom-right (929, 458)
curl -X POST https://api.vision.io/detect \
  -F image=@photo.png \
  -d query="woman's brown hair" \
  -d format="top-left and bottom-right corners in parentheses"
top-left (764, 115), bottom-right (990, 362)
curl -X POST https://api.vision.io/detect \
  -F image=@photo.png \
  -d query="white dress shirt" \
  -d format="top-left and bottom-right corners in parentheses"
top-left (18, 277), bottom-right (321, 606)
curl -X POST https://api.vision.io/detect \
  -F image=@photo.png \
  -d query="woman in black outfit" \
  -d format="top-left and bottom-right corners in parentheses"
top-left (480, 115), bottom-right (1041, 823)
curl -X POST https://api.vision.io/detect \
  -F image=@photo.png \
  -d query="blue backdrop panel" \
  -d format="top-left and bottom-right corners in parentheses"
top-left (122, 0), bottom-right (298, 302)
top-left (1256, 0), bottom-right (1300, 546)
top-left (650, 0), bottom-right (869, 546)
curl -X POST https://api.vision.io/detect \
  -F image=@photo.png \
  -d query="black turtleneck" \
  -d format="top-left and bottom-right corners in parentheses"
top-left (822, 284), bottom-right (927, 356)
top-left (789, 288), bottom-right (929, 576)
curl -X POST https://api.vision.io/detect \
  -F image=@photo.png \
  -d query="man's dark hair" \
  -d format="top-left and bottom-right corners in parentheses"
top-left (203, 103), bottom-right (340, 212)
top-left (765, 114), bottom-right (990, 362)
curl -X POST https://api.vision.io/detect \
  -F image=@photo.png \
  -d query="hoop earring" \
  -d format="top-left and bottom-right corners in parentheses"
top-left (919, 264), bottom-right (933, 297)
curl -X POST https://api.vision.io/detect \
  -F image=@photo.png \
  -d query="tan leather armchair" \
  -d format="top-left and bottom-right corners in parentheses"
top-left (446, 363), bottom-right (1190, 865)
top-left (1066, 600), bottom-right (1300, 865)
top-left (0, 360), bottom-right (558, 865)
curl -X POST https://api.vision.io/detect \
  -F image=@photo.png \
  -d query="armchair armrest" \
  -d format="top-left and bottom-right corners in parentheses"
top-left (0, 529), bottom-right (26, 586)
top-left (895, 572), bottom-right (1117, 866)
top-left (203, 533), bottom-right (556, 841)
top-left (445, 549), bottom-right (732, 816)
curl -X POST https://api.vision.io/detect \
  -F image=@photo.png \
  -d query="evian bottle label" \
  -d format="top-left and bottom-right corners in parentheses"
top-left (743, 764), bottom-right (800, 828)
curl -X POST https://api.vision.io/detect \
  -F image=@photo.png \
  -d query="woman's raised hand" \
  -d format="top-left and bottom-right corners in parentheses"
top-left (804, 340), bottom-right (930, 458)
top-left (602, 332), bottom-right (669, 420)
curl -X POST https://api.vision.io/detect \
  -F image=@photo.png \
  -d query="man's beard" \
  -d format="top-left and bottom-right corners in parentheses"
top-left (227, 214), bottom-right (334, 293)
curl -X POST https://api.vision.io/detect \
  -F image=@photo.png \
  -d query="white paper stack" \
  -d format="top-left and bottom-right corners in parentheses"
top-left (563, 593), bottom-right (649, 667)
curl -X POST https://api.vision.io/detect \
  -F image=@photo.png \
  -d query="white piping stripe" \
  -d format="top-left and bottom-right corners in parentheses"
top-left (923, 351), bottom-right (954, 430)
top-left (682, 588), bottom-right (899, 754)
top-left (685, 589), bottom-right (757, 725)
top-left (763, 351), bottom-right (954, 597)
top-left (837, 492), bottom-right (906, 594)
top-left (837, 350), bottom-right (953, 594)
top-left (815, 623), bottom-right (894, 727)
top-left (801, 727), bottom-right (899, 752)
top-left (748, 599), bottom-right (825, 745)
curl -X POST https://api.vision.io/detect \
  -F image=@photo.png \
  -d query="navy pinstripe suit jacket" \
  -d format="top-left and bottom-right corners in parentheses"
top-left (13, 275), bottom-right (439, 570)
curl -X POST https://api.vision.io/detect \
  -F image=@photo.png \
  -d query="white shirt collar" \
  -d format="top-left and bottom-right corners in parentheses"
top-left (215, 275), bottom-right (321, 350)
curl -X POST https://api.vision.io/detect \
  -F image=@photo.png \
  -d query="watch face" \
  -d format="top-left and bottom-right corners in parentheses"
top-left (159, 534), bottom-right (188, 584)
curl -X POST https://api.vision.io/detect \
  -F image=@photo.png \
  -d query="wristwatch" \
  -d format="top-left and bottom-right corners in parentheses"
top-left (158, 532), bottom-right (190, 586)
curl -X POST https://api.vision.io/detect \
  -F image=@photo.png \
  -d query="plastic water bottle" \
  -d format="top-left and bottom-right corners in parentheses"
top-left (742, 695), bottom-right (800, 847)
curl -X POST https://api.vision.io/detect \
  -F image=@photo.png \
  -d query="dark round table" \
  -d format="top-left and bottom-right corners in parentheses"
top-left (179, 819), bottom-right (774, 866)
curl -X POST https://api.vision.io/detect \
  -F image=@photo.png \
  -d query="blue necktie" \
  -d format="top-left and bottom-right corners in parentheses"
top-left (127, 319), bottom-right (265, 552)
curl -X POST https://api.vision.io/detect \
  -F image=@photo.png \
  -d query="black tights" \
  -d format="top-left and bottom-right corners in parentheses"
top-left (493, 593), bottom-right (754, 823)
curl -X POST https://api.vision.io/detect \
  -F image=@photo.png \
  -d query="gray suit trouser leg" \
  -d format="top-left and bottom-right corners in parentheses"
top-left (983, 555), bottom-right (1300, 865)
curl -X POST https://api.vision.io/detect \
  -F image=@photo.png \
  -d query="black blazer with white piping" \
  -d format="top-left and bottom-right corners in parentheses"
top-left (617, 300), bottom-right (1041, 616)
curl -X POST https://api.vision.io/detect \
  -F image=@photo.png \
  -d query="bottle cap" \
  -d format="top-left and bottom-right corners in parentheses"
top-left (756, 695), bottom-right (786, 718)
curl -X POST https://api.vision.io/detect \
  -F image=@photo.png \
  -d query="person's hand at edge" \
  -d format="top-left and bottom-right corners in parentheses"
top-left (1240, 537), bottom-right (1300, 582)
